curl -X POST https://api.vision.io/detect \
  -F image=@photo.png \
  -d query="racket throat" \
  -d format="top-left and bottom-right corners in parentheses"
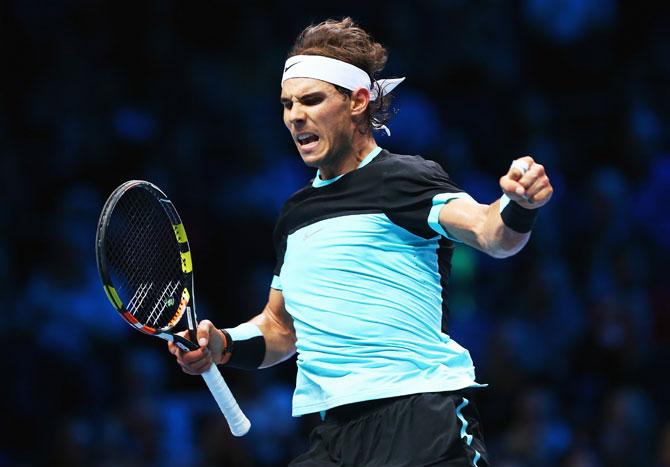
top-left (186, 305), bottom-right (198, 343)
top-left (172, 333), bottom-right (199, 352)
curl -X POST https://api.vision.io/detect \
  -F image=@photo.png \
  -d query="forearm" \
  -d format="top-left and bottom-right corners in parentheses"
top-left (478, 198), bottom-right (530, 258)
top-left (222, 288), bottom-right (296, 369)
top-left (438, 197), bottom-right (531, 258)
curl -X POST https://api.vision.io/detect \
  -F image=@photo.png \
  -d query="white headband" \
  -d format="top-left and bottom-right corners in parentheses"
top-left (281, 54), bottom-right (405, 134)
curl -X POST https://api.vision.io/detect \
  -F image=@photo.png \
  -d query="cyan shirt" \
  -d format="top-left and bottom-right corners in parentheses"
top-left (272, 148), bottom-right (483, 416)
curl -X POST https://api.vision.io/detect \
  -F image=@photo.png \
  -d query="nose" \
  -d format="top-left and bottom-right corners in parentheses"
top-left (287, 103), bottom-right (306, 126)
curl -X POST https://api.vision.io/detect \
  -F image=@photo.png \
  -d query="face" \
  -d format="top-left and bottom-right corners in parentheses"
top-left (280, 78), bottom-right (356, 172)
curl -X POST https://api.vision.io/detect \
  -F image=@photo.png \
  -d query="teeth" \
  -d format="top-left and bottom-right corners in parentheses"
top-left (297, 133), bottom-right (314, 142)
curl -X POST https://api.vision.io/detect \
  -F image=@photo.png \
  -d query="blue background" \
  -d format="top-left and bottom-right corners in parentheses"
top-left (2, 1), bottom-right (669, 466)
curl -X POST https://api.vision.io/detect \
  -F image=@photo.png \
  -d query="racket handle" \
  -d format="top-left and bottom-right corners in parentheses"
top-left (201, 364), bottom-right (251, 436)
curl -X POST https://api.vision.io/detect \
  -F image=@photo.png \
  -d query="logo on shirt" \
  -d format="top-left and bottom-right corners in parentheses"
top-left (302, 227), bottom-right (323, 241)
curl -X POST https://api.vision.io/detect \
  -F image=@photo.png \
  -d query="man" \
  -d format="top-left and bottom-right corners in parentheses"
top-left (169, 17), bottom-right (553, 466)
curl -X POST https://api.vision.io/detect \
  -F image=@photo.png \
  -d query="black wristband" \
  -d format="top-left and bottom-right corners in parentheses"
top-left (500, 199), bottom-right (538, 233)
top-left (220, 329), bottom-right (234, 354)
top-left (220, 330), bottom-right (266, 370)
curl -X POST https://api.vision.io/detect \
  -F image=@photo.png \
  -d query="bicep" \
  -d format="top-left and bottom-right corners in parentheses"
top-left (252, 288), bottom-right (293, 334)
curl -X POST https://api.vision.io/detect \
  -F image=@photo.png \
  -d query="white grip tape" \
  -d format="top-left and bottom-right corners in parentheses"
top-left (510, 159), bottom-right (529, 175)
top-left (201, 364), bottom-right (251, 436)
top-left (512, 159), bottom-right (531, 202)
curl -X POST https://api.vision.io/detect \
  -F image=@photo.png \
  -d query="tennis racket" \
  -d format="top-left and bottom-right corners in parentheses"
top-left (95, 180), bottom-right (251, 436)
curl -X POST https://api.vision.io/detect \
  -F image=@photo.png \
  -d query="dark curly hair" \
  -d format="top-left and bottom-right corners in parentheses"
top-left (288, 17), bottom-right (395, 134)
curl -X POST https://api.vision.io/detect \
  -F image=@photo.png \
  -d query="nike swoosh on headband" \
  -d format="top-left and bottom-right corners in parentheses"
top-left (284, 61), bottom-right (300, 73)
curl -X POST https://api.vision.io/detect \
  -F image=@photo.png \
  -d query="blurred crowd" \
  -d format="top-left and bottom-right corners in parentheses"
top-left (2, 1), bottom-right (669, 466)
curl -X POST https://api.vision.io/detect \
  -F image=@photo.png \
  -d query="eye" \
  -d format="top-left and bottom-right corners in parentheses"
top-left (281, 100), bottom-right (292, 110)
top-left (302, 96), bottom-right (323, 106)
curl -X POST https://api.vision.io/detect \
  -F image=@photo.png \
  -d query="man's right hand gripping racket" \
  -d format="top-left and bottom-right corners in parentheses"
top-left (95, 180), bottom-right (251, 436)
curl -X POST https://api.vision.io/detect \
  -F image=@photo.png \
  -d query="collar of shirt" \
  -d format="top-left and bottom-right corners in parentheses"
top-left (312, 146), bottom-right (383, 188)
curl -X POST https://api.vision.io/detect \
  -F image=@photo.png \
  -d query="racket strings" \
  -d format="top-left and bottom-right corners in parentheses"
top-left (127, 281), bottom-right (154, 316)
top-left (147, 280), bottom-right (181, 325)
top-left (104, 187), bottom-right (184, 329)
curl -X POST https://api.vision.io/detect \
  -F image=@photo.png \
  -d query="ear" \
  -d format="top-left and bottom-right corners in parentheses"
top-left (349, 87), bottom-right (370, 117)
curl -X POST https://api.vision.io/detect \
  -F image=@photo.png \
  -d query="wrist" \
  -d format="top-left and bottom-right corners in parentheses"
top-left (499, 194), bottom-right (538, 233)
top-left (220, 323), bottom-right (265, 370)
top-left (218, 328), bottom-right (234, 365)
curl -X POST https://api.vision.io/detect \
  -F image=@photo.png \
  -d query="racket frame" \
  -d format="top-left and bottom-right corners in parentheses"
top-left (95, 181), bottom-right (196, 347)
top-left (95, 180), bottom-right (250, 436)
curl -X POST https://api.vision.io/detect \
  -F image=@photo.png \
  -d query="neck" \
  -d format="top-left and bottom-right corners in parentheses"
top-left (318, 133), bottom-right (377, 180)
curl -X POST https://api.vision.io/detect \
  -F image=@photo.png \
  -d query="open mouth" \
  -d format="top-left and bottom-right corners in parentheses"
top-left (296, 133), bottom-right (319, 147)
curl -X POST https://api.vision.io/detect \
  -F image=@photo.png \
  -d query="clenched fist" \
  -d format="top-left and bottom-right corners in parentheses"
top-left (499, 156), bottom-right (553, 209)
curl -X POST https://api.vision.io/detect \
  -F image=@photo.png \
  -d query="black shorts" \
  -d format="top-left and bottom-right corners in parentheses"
top-left (289, 390), bottom-right (489, 467)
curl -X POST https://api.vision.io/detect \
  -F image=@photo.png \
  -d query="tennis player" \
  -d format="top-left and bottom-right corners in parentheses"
top-left (169, 17), bottom-right (553, 466)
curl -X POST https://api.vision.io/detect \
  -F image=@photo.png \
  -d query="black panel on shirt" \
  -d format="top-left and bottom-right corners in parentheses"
top-left (380, 153), bottom-right (463, 239)
top-left (437, 236), bottom-right (456, 332)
